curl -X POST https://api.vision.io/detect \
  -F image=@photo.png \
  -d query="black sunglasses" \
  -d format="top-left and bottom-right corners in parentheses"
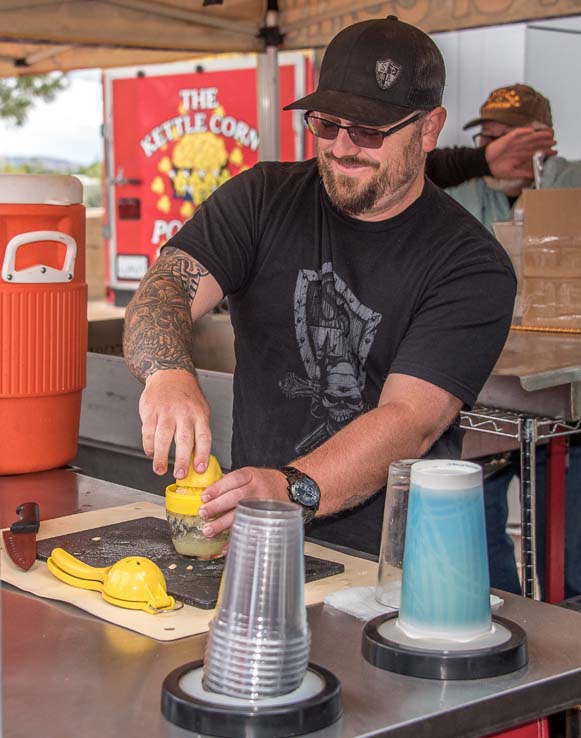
top-left (304, 111), bottom-right (423, 149)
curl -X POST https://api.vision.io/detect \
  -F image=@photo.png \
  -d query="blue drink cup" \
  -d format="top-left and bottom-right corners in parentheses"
top-left (399, 460), bottom-right (492, 642)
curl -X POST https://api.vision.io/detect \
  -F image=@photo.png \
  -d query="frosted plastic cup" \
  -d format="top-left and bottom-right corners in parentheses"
top-left (203, 500), bottom-right (311, 699)
top-left (376, 459), bottom-right (419, 608)
top-left (398, 460), bottom-right (492, 642)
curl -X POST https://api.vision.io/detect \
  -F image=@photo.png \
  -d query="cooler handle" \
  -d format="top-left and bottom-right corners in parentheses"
top-left (1, 230), bottom-right (77, 284)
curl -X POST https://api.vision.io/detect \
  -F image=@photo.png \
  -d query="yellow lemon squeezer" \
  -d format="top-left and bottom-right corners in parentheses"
top-left (165, 453), bottom-right (229, 559)
top-left (46, 547), bottom-right (181, 614)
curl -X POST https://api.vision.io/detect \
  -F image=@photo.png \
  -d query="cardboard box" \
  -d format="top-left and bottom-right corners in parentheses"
top-left (493, 189), bottom-right (581, 329)
top-left (86, 207), bottom-right (106, 301)
top-left (492, 220), bottom-right (523, 321)
top-left (516, 189), bottom-right (581, 330)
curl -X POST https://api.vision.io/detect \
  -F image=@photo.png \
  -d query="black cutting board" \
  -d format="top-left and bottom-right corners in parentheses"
top-left (36, 516), bottom-right (344, 609)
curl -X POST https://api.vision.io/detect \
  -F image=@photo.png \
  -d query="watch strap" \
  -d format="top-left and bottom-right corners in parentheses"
top-left (279, 466), bottom-right (320, 523)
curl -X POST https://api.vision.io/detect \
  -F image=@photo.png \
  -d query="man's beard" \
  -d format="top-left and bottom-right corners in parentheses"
top-left (317, 129), bottom-right (425, 217)
top-left (484, 175), bottom-right (530, 197)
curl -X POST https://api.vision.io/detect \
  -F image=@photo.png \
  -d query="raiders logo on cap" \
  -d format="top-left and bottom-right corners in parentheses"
top-left (376, 59), bottom-right (401, 90)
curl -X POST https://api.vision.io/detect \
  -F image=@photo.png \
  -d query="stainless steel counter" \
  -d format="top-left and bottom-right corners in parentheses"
top-left (478, 329), bottom-right (581, 420)
top-left (3, 470), bottom-right (581, 738)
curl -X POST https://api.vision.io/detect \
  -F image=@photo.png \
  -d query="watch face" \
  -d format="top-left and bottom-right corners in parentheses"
top-left (293, 477), bottom-right (319, 509)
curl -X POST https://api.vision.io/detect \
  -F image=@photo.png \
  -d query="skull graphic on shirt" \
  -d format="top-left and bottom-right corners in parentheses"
top-left (279, 263), bottom-right (382, 455)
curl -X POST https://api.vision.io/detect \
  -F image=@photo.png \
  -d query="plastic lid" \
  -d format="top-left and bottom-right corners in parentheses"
top-left (410, 460), bottom-right (482, 490)
top-left (165, 484), bottom-right (204, 515)
top-left (0, 174), bottom-right (83, 204)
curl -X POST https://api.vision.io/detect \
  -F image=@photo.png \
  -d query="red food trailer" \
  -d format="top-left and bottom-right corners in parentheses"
top-left (102, 53), bottom-right (314, 306)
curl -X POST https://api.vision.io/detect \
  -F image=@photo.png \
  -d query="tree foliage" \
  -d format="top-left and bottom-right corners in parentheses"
top-left (0, 73), bottom-right (68, 126)
top-left (78, 160), bottom-right (102, 178)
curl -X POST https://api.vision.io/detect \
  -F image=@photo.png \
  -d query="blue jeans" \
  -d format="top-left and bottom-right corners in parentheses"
top-left (484, 444), bottom-right (581, 598)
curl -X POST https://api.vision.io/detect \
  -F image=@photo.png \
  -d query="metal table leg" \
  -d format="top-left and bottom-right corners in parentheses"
top-left (566, 706), bottom-right (581, 738)
top-left (519, 418), bottom-right (538, 599)
top-left (460, 407), bottom-right (581, 602)
top-left (545, 435), bottom-right (568, 604)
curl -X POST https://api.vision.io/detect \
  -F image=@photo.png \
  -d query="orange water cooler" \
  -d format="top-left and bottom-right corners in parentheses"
top-left (0, 175), bottom-right (87, 475)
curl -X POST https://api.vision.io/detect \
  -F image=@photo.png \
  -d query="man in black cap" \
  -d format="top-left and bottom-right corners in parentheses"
top-left (123, 17), bottom-right (516, 554)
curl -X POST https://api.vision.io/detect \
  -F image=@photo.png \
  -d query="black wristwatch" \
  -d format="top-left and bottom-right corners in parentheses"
top-left (280, 466), bottom-right (320, 524)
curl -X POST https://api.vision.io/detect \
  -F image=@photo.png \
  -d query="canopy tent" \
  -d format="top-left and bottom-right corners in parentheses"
top-left (2, 0), bottom-right (579, 158)
top-left (0, 0), bottom-right (580, 76)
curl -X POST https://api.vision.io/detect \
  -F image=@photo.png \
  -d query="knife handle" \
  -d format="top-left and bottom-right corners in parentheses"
top-left (12, 502), bottom-right (40, 533)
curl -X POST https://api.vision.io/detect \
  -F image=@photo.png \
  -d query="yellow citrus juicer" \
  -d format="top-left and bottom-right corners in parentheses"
top-left (165, 454), bottom-right (227, 558)
top-left (166, 453), bottom-right (223, 502)
top-left (46, 547), bottom-right (179, 614)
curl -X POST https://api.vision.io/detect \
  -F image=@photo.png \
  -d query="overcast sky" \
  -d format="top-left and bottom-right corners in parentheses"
top-left (0, 69), bottom-right (103, 166)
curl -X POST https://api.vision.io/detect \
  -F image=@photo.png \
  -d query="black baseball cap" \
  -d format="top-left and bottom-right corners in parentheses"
top-left (463, 84), bottom-right (553, 129)
top-left (283, 16), bottom-right (445, 126)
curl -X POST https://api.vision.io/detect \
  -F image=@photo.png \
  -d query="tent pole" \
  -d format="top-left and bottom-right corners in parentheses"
top-left (257, 1), bottom-right (282, 162)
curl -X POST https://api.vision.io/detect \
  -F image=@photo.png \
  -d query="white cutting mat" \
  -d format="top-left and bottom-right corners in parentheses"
top-left (1, 502), bottom-right (378, 641)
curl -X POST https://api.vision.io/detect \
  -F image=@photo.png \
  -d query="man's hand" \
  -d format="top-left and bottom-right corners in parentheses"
top-left (139, 368), bottom-right (211, 478)
top-left (198, 467), bottom-right (289, 536)
top-left (486, 127), bottom-right (557, 179)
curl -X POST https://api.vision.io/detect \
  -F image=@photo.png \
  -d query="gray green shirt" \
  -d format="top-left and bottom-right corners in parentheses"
top-left (446, 156), bottom-right (581, 231)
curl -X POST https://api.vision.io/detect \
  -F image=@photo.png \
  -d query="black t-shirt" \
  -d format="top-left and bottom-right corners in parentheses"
top-left (166, 159), bottom-right (516, 554)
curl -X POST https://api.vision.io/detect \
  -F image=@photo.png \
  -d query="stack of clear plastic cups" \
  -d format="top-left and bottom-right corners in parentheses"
top-left (203, 500), bottom-right (311, 700)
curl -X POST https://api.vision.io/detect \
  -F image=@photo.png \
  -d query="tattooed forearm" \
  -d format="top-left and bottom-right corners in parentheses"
top-left (123, 248), bottom-right (208, 382)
